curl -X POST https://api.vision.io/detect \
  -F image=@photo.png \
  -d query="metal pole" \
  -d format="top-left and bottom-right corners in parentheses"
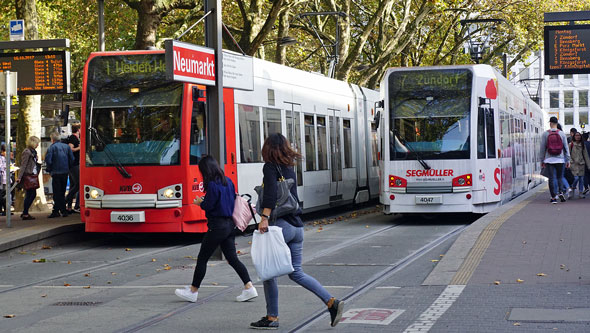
top-left (205, 0), bottom-right (224, 166)
top-left (98, 0), bottom-right (105, 51)
top-left (502, 53), bottom-right (508, 77)
top-left (4, 72), bottom-right (12, 228)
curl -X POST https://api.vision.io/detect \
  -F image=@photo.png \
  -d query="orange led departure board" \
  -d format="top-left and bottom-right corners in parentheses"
top-left (545, 25), bottom-right (590, 75)
top-left (0, 51), bottom-right (70, 95)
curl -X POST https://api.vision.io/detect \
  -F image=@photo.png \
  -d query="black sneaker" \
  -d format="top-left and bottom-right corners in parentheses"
top-left (558, 192), bottom-right (566, 202)
top-left (550, 198), bottom-right (558, 204)
top-left (328, 299), bottom-right (344, 327)
top-left (250, 317), bottom-right (279, 330)
top-left (584, 188), bottom-right (589, 195)
top-left (48, 212), bottom-right (61, 218)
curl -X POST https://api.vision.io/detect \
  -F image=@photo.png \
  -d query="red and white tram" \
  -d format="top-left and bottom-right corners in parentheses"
top-left (80, 50), bottom-right (380, 233)
top-left (377, 65), bottom-right (543, 214)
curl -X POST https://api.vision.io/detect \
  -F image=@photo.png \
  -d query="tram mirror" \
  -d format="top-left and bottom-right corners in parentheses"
top-left (374, 110), bottom-right (381, 130)
top-left (192, 86), bottom-right (205, 101)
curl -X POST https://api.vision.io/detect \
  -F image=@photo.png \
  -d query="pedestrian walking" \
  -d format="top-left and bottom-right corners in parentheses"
top-left (45, 132), bottom-right (74, 218)
top-left (174, 155), bottom-right (257, 303)
top-left (17, 136), bottom-right (41, 220)
top-left (65, 123), bottom-right (81, 213)
top-left (541, 117), bottom-right (570, 204)
top-left (250, 133), bottom-right (344, 330)
top-left (569, 132), bottom-right (590, 198)
top-left (556, 123), bottom-right (572, 196)
top-left (0, 144), bottom-right (8, 216)
top-left (584, 132), bottom-right (590, 194)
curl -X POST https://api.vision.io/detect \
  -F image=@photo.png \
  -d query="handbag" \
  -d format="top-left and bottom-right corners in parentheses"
top-left (540, 166), bottom-right (551, 179)
top-left (232, 193), bottom-right (257, 232)
top-left (254, 165), bottom-right (299, 221)
top-left (250, 226), bottom-right (294, 281)
top-left (22, 174), bottom-right (40, 190)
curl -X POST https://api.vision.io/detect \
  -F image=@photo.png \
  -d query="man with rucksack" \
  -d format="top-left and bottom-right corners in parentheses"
top-left (540, 116), bottom-right (570, 204)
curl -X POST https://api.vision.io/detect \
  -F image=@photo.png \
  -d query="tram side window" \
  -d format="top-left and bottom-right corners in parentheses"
top-left (486, 109), bottom-right (496, 158)
top-left (317, 116), bottom-right (328, 170)
top-left (286, 111), bottom-right (303, 186)
top-left (190, 101), bottom-right (207, 164)
top-left (238, 104), bottom-right (262, 163)
top-left (343, 119), bottom-right (353, 168)
top-left (304, 115), bottom-right (316, 171)
top-left (371, 123), bottom-right (379, 166)
top-left (263, 108), bottom-right (282, 140)
top-left (477, 107), bottom-right (486, 159)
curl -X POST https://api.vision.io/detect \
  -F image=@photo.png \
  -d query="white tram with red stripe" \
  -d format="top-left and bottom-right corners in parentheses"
top-left (377, 65), bottom-right (543, 214)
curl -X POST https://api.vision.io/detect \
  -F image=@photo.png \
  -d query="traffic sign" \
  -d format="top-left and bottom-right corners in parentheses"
top-left (9, 20), bottom-right (24, 41)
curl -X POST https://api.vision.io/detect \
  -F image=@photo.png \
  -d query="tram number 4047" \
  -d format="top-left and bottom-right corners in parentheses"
top-left (415, 196), bottom-right (442, 205)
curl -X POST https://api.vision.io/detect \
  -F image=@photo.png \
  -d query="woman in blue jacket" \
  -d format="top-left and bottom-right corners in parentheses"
top-left (175, 156), bottom-right (257, 303)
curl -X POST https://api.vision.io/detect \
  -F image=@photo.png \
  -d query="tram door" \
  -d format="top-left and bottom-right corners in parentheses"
top-left (285, 103), bottom-right (303, 187)
top-left (329, 109), bottom-right (343, 201)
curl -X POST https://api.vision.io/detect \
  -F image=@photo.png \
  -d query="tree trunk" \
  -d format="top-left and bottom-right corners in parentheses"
top-left (275, 8), bottom-right (291, 65)
top-left (134, 1), bottom-right (162, 50)
top-left (14, 0), bottom-right (49, 212)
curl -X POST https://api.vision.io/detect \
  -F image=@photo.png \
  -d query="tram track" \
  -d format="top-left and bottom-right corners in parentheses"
top-left (114, 222), bottom-right (403, 333)
top-left (287, 223), bottom-right (468, 332)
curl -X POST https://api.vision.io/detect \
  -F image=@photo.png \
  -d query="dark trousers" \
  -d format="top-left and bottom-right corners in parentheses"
top-left (52, 173), bottom-right (69, 214)
top-left (547, 163), bottom-right (565, 198)
top-left (65, 166), bottom-right (80, 209)
top-left (191, 217), bottom-right (251, 288)
top-left (23, 188), bottom-right (36, 215)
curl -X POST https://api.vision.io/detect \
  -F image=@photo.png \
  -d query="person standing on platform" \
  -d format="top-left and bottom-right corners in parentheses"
top-left (583, 132), bottom-right (590, 194)
top-left (17, 136), bottom-right (41, 220)
top-left (65, 123), bottom-right (81, 213)
top-left (569, 131), bottom-right (590, 199)
top-left (0, 144), bottom-right (7, 216)
top-left (541, 117), bottom-right (570, 204)
top-left (45, 132), bottom-right (74, 218)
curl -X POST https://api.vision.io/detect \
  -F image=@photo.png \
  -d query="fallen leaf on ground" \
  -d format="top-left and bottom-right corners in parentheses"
top-left (236, 250), bottom-right (242, 254)
top-left (537, 273), bottom-right (547, 277)
top-left (107, 281), bottom-right (112, 284)
top-left (516, 279), bottom-right (524, 283)
top-left (431, 259), bottom-right (439, 263)
top-left (513, 322), bottom-right (521, 326)
top-left (152, 259), bottom-right (157, 262)
top-left (136, 274), bottom-right (141, 277)
top-left (494, 281), bottom-right (501, 285)
top-left (365, 225), bottom-right (369, 228)
top-left (83, 286), bottom-right (91, 289)
top-left (111, 272), bottom-right (117, 275)
top-left (164, 266), bottom-right (171, 270)
top-left (67, 261), bottom-right (72, 264)
top-left (125, 248), bottom-right (132, 251)
top-left (439, 254), bottom-right (445, 257)
top-left (84, 273), bottom-right (90, 277)
top-left (4, 314), bottom-right (15, 318)
top-left (41, 294), bottom-right (47, 297)
top-left (42, 245), bottom-right (52, 249)
top-left (32, 259), bottom-right (46, 263)
top-left (522, 241), bottom-right (527, 244)
top-left (211, 282), bottom-right (218, 285)
top-left (63, 283), bottom-right (71, 287)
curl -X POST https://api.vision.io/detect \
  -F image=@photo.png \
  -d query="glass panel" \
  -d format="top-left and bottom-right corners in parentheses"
top-left (564, 111), bottom-right (574, 125)
top-left (550, 92), bottom-right (559, 109)
top-left (388, 69), bottom-right (472, 160)
top-left (317, 116), bottom-right (328, 170)
top-left (371, 123), bottom-right (378, 166)
top-left (263, 108), bottom-right (281, 140)
top-left (550, 75), bottom-right (558, 79)
top-left (579, 91), bottom-right (588, 107)
top-left (286, 109), bottom-right (303, 186)
top-left (304, 115), bottom-right (316, 171)
top-left (564, 91), bottom-right (574, 108)
top-left (343, 119), bottom-right (352, 168)
top-left (238, 104), bottom-right (261, 163)
top-left (477, 107), bottom-right (485, 159)
top-left (564, 74), bottom-right (573, 79)
top-left (330, 116), bottom-right (342, 181)
top-left (486, 109), bottom-right (496, 158)
top-left (580, 111), bottom-right (588, 127)
top-left (190, 101), bottom-right (207, 164)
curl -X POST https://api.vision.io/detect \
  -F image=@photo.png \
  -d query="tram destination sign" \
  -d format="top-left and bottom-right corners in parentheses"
top-left (165, 40), bottom-right (216, 86)
top-left (545, 25), bottom-right (590, 75)
top-left (0, 51), bottom-right (70, 95)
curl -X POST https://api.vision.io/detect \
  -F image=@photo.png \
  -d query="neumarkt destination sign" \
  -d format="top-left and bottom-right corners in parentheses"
top-left (0, 51), bottom-right (71, 95)
top-left (545, 25), bottom-right (590, 75)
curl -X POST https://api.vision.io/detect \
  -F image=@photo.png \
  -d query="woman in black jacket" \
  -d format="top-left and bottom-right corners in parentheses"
top-left (250, 133), bottom-right (344, 330)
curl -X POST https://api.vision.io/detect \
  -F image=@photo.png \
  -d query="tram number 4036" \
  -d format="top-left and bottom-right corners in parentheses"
top-left (415, 196), bottom-right (442, 205)
top-left (111, 211), bottom-right (146, 223)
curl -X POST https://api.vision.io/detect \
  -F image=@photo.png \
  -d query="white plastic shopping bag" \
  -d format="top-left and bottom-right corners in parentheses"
top-left (251, 226), bottom-right (294, 281)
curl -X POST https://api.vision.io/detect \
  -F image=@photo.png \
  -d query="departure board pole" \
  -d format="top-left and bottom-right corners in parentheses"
top-left (1, 71), bottom-right (17, 228)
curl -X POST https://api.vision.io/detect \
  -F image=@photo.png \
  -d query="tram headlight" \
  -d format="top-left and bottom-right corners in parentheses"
top-left (457, 178), bottom-right (465, 186)
top-left (163, 188), bottom-right (175, 199)
top-left (395, 179), bottom-right (402, 186)
top-left (90, 189), bottom-right (100, 199)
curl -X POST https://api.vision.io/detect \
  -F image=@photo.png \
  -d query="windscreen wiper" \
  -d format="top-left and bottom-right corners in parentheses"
top-left (87, 101), bottom-right (132, 179)
top-left (393, 130), bottom-right (431, 170)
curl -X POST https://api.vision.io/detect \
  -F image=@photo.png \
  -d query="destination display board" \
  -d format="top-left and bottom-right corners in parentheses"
top-left (0, 51), bottom-right (70, 95)
top-left (545, 25), bottom-right (590, 75)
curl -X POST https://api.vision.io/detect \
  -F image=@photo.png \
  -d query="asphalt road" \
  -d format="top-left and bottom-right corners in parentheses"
top-left (0, 208), bottom-right (473, 332)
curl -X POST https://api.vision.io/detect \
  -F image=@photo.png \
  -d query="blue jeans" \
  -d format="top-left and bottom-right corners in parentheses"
top-left (263, 218), bottom-right (332, 317)
top-left (548, 163), bottom-right (565, 198)
top-left (573, 175), bottom-right (585, 192)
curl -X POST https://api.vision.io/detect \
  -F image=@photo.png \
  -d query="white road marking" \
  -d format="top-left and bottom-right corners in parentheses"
top-left (253, 285), bottom-right (353, 289)
top-left (403, 285), bottom-right (465, 333)
top-left (375, 286), bottom-right (401, 289)
top-left (32, 285), bottom-right (229, 289)
top-left (0, 285), bottom-right (15, 287)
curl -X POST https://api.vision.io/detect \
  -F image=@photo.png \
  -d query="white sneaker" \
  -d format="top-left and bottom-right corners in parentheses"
top-left (175, 288), bottom-right (198, 302)
top-left (568, 188), bottom-right (574, 199)
top-left (236, 286), bottom-right (258, 302)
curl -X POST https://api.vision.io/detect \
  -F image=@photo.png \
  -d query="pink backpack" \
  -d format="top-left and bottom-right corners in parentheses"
top-left (232, 194), bottom-right (257, 232)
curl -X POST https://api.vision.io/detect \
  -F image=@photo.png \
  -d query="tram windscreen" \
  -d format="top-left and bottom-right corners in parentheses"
top-left (85, 54), bottom-right (183, 166)
top-left (388, 69), bottom-right (472, 161)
